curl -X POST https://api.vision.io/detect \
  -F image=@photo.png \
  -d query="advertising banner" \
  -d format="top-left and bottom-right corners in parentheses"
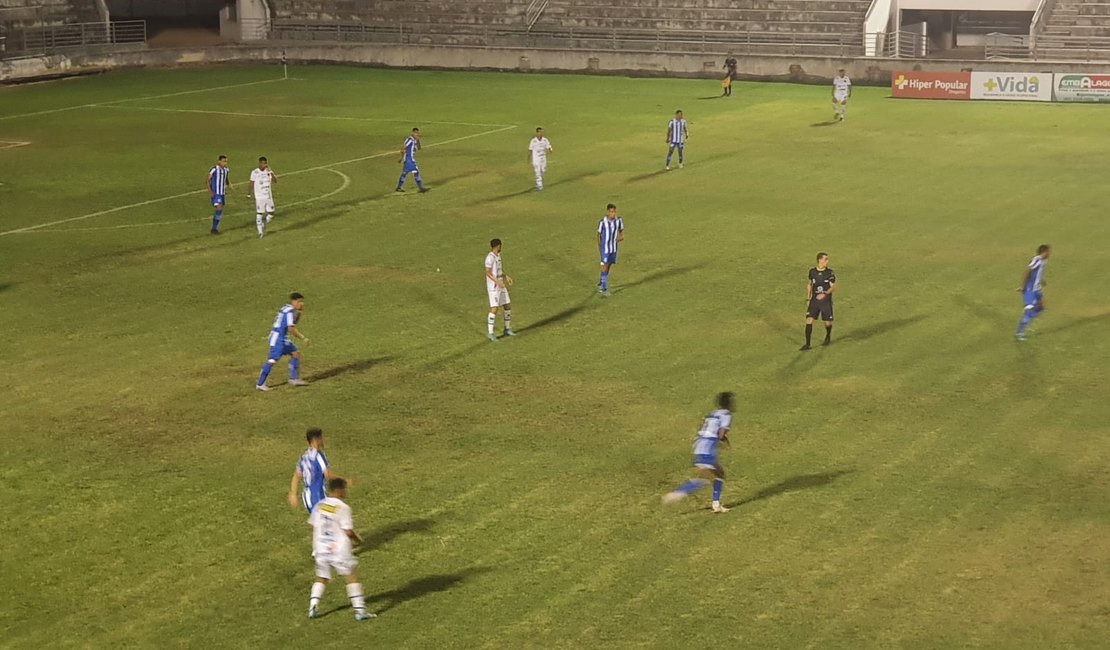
top-left (891, 72), bottom-right (971, 100)
top-left (970, 72), bottom-right (1052, 102)
top-left (1053, 73), bottom-right (1110, 103)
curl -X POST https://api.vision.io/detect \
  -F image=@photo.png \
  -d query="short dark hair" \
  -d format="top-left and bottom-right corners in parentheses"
top-left (817, 252), bottom-right (828, 262)
top-left (290, 292), bottom-right (304, 301)
top-left (412, 127), bottom-right (420, 133)
top-left (536, 126), bottom-right (543, 132)
top-left (328, 477), bottom-right (347, 493)
top-left (218, 155), bottom-right (227, 161)
top-left (490, 238), bottom-right (502, 249)
top-left (717, 391), bottom-right (735, 410)
top-left (607, 203), bottom-right (617, 210)
top-left (306, 428), bottom-right (323, 444)
top-left (1037, 244), bottom-right (1051, 254)
top-left (259, 156), bottom-right (267, 162)
top-left (675, 109), bottom-right (683, 114)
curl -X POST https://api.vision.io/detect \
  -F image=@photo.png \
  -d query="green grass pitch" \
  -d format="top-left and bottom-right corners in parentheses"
top-left (1, 64), bottom-right (1108, 648)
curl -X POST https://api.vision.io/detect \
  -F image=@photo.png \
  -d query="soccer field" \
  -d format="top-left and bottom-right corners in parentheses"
top-left (1, 64), bottom-right (1108, 648)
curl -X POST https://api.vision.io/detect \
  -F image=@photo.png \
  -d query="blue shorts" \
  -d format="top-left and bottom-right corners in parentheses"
top-left (669, 142), bottom-right (684, 150)
top-left (268, 340), bottom-right (298, 361)
top-left (693, 453), bottom-right (718, 469)
top-left (1023, 290), bottom-right (1043, 309)
top-left (600, 251), bottom-right (618, 266)
top-left (403, 160), bottom-right (419, 173)
top-left (303, 488), bottom-right (325, 512)
top-left (211, 194), bottom-right (225, 207)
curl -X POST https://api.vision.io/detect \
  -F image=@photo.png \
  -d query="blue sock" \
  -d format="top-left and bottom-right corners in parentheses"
top-left (1016, 309), bottom-right (1038, 335)
top-left (212, 208), bottom-right (222, 231)
top-left (289, 357), bottom-right (300, 380)
top-left (665, 148), bottom-right (673, 166)
top-left (397, 173), bottom-right (406, 189)
top-left (712, 479), bottom-right (723, 502)
top-left (675, 478), bottom-right (708, 495)
top-left (414, 170), bottom-right (424, 189)
top-left (600, 271), bottom-right (609, 290)
top-left (257, 362), bottom-right (273, 386)
top-left (678, 146), bottom-right (684, 164)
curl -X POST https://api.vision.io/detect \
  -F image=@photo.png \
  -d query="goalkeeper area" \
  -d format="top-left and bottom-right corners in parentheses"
top-left (1, 65), bottom-right (1107, 648)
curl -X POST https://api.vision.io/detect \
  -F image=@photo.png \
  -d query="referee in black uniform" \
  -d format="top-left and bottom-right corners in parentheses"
top-left (801, 252), bottom-right (836, 350)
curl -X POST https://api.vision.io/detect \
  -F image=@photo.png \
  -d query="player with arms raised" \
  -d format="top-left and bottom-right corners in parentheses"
top-left (248, 156), bottom-right (278, 238)
top-left (832, 69), bottom-right (852, 122)
top-left (306, 477), bottom-right (375, 621)
top-left (663, 392), bottom-right (735, 514)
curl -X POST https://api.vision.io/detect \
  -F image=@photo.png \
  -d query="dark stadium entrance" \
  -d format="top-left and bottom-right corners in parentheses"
top-left (106, 0), bottom-right (230, 47)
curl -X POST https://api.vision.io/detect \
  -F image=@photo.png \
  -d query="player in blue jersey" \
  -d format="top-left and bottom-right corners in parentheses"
top-left (664, 110), bottom-right (688, 170)
top-left (396, 127), bottom-right (427, 193)
top-left (1016, 244), bottom-right (1051, 341)
top-left (597, 203), bottom-right (624, 296)
top-left (663, 392), bottom-right (734, 513)
top-left (289, 428), bottom-right (338, 512)
top-left (207, 155), bottom-right (231, 234)
top-left (256, 292), bottom-right (310, 391)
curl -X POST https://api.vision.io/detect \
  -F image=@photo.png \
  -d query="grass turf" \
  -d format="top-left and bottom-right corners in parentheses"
top-left (1, 65), bottom-right (1108, 648)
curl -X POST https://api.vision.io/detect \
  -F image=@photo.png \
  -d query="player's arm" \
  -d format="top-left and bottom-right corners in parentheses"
top-left (1017, 266), bottom-right (1033, 292)
top-left (345, 527), bottom-right (364, 546)
top-left (805, 278), bottom-right (814, 301)
top-left (270, 170), bottom-right (277, 185)
top-left (206, 172), bottom-right (214, 197)
top-left (617, 227), bottom-right (624, 243)
top-left (826, 278), bottom-right (836, 295)
top-left (597, 229), bottom-right (603, 252)
top-left (398, 145), bottom-right (405, 163)
top-left (288, 469), bottom-right (302, 508)
top-left (719, 426), bottom-right (732, 447)
top-left (245, 174), bottom-right (253, 198)
top-left (485, 265), bottom-right (503, 289)
top-left (288, 325), bottom-right (309, 343)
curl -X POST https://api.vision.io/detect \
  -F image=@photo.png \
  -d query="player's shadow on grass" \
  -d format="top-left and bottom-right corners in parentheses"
top-left (367, 567), bottom-right (494, 615)
top-left (519, 296), bottom-right (595, 333)
top-left (697, 95), bottom-right (726, 100)
top-left (355, 517), bottom-right (437, 555)
top-left (836, 316), bottom-right (921, 343)
top-left (611, 262), bottom-right (708, 292)
top-left (954, 295), bottom-right (1009, 327)
top-left (725, 469), bottom-right (855, 509)
top-left (0, 283), bottom-right (11, 293)
top-left (476, 170), bottom-right (602, 203)
top-left (1041, 311), bottom-right (1110, 334)
top-left (810, 120), bottom-right (838, 127)
top-left (306, 356), bottom-right (395, 383)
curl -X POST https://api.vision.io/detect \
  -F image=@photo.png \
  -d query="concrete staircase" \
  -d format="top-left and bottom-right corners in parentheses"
top-left (0, 0), bottom-right (101, 28)
top-left (1037, 0), bottom-right (1110, 60)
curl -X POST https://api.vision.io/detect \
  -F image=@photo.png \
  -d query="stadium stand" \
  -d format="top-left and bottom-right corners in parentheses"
top-left (1, 0), bottom-right (108, 56)
top-left (268, 0), bottom-right (870, 57)
top-left (1035, 0), bottom-right (1110, 60)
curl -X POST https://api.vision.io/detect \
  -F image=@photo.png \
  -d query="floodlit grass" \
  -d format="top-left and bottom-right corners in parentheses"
top-left (1, 65), bottom-right (1107, 648)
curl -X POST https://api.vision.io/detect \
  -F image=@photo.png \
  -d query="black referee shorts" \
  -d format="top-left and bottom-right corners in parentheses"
top-left (807, 298), bottom-right (833, 322)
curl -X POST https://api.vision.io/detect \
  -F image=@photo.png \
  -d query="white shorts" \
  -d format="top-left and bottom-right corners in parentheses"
top-left (834, 92), bottom-right (849, 103)
top-left (533, 162), bottom-right (547, 174)
top-left (488, 287), bottom-right (510, 308)
top-left (315, 554), bottom-right (358, 579)
top-left (255, 196), bottom-right (275, 213)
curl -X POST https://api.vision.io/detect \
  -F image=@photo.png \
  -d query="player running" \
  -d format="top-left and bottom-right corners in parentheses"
top-left (485, 238), bottom-right (515, 341)
top-left (663, 392), bottom-right (735, 514)
top-left (800, 252), bottom-right (836, 351)
top-left (396, 127), bottom-right (427, 193)
top-left (256, 292), bottom-right (310, 391)
top-left (1016, 244), bottom-right (1051, 341)
top-left (247, 156), bottom-right (278, 238)
top-left (306, 477), bottom-right (376, 621)
top-left (289, 428), bottom-right (337, 513)
top-left (207, 155), bottom-right (230, 235)
top-left (665, 110), bottom-right (688, 170)
top-left (597, 203), bottom-right (624, 297)
top-left (528, 127), bottom-right (553, 191)
top-left (832, 69), bottom-right (852, 122)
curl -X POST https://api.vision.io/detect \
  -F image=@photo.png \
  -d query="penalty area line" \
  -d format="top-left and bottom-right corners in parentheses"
top-left (0, 141), bottom-right (31, 150)
top-left (0, 123), bottom-right (516, 236)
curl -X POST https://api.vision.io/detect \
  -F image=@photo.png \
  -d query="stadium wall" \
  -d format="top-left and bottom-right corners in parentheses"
top-left (4, 42), bottom-right (1110, 84)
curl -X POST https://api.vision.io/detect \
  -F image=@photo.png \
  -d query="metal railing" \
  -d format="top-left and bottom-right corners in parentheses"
top-left (524, 0), bottom-right (549, 32)
top-left (1035, 34), bottom-right (1110, 61)
top-left (1029, 0), bottom-right (1058, 50)
top-left (2, 20), bottom-right (145, 58)
top-left (866, 30), bottom-right (927, 57)
top-left (985, 32), bottom-right (1033, 60)
top-left (239, 17), bottom-right (269, 41)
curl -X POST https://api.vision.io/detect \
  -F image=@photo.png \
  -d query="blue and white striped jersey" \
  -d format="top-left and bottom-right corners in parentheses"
top-left (1025, 256), bottom-right (1046, 292)
top-left (209, 165), bottom-right (229, 194)
top-left (598, 216), bottom-right (624, 255)
top-left (297, 447), bottom-right (329, 501)
top-left (403, 136), bottom-right (419, 163)
top-left (270, 303), bottom-right (297, 344)
top-left (692, 408), bottom-right (732, 456)
top-left (667, 118), bottom-right (687, 144)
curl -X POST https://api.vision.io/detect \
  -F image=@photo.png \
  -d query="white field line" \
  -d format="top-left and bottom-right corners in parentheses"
top-left (98, 104), bottom-right (513, 128)
top-left (0, 78), bottom-right (285, 122)
top-left (40, 168), bottom-right (351, 233)
top-left (0, 123), bottom-right (516, 236)
top-left (0, 140), bottom-right (31, 149)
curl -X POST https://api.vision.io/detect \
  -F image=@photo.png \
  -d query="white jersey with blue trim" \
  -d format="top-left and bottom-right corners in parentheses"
top-left (269, 303), bottom-right (297, 346)
top-left (692, 408), bottom-right (732, 456)
top-left (598, 217), bottom-right (624, 255)
top-left (668, 118), bottom-right (687, 144)
top-left (1026, 256), bottom-right (1046, 292)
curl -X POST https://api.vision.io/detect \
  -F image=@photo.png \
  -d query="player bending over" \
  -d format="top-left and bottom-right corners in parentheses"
top-left (663, 392), bottom-right (735, 514)
top-left (307, 477), bottom-right (375, 621)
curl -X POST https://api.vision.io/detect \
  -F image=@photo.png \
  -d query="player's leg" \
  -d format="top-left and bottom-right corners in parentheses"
top-left (677, 143), bottom-right (684, 167)
top-left (502, 300), bottom-right (515, 336)
top-left (487, 303), bottom-right (499, 341)
top-left (1016, 291), bottom-right (1043, 339)
top-left (342, 568), bottom-right (375, 621)
top-left (288, 347), bottom-right (308, 386)
top-left (822, 305), bottom-right (834, 345)
top-left (396, 167), bottom-right (408, 191)
top-left (257, 342), bottom-right (281, 390)
top-left (599, 260), bottom-right (610, 295)
top-left (711, 465), bottom-right (729, 513)
top-left (266, 199), bottom-right (275, 225)
top-left (801, 310), bottom-right (816, 350)
top-left (534, 164), bottom-right (544, 191)
top-left (413, 165), bottom-right (426, 192)
top-left (665, 143), bottom-right (675, 169)
top-left (308, 566), bottom-right (330, 618)
top-left (255, 197), bottom-right (266, 238)
top-left (211, 196), bottom-right (224, 234)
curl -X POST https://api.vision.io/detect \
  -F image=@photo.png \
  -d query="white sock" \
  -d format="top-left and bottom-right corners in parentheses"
top-left (713, 500), bottom-right (721, 507)
top-left (346, 583), bottom-right (366, 612)
top-left (256, 214), bottom-right (264, 234)
top-left (266, 212), bottom-right (274, 223)
top-left (487, 312), bottom-right (496, 335)
top-left (503, 311), bottom-right (512, 331)
top-left (310, 581), bottom-right (326, 609)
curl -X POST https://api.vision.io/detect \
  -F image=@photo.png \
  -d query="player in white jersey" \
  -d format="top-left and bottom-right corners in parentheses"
top-left (527, 127), bottom-right (553, 191)
top-left (663, 392), bottom-right (735, 513)
top-left (306, 477), bottom-right (376, 621)
top-left (484, 238), bottom-right (515, 342)
top-left (247, 156), bottom-right (278, 238)
top-left (832, 69), bottom-right (852, 122)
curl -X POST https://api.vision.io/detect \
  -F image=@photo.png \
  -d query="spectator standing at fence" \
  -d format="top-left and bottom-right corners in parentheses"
top-left (723, 52), bottom-right (738, 97)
